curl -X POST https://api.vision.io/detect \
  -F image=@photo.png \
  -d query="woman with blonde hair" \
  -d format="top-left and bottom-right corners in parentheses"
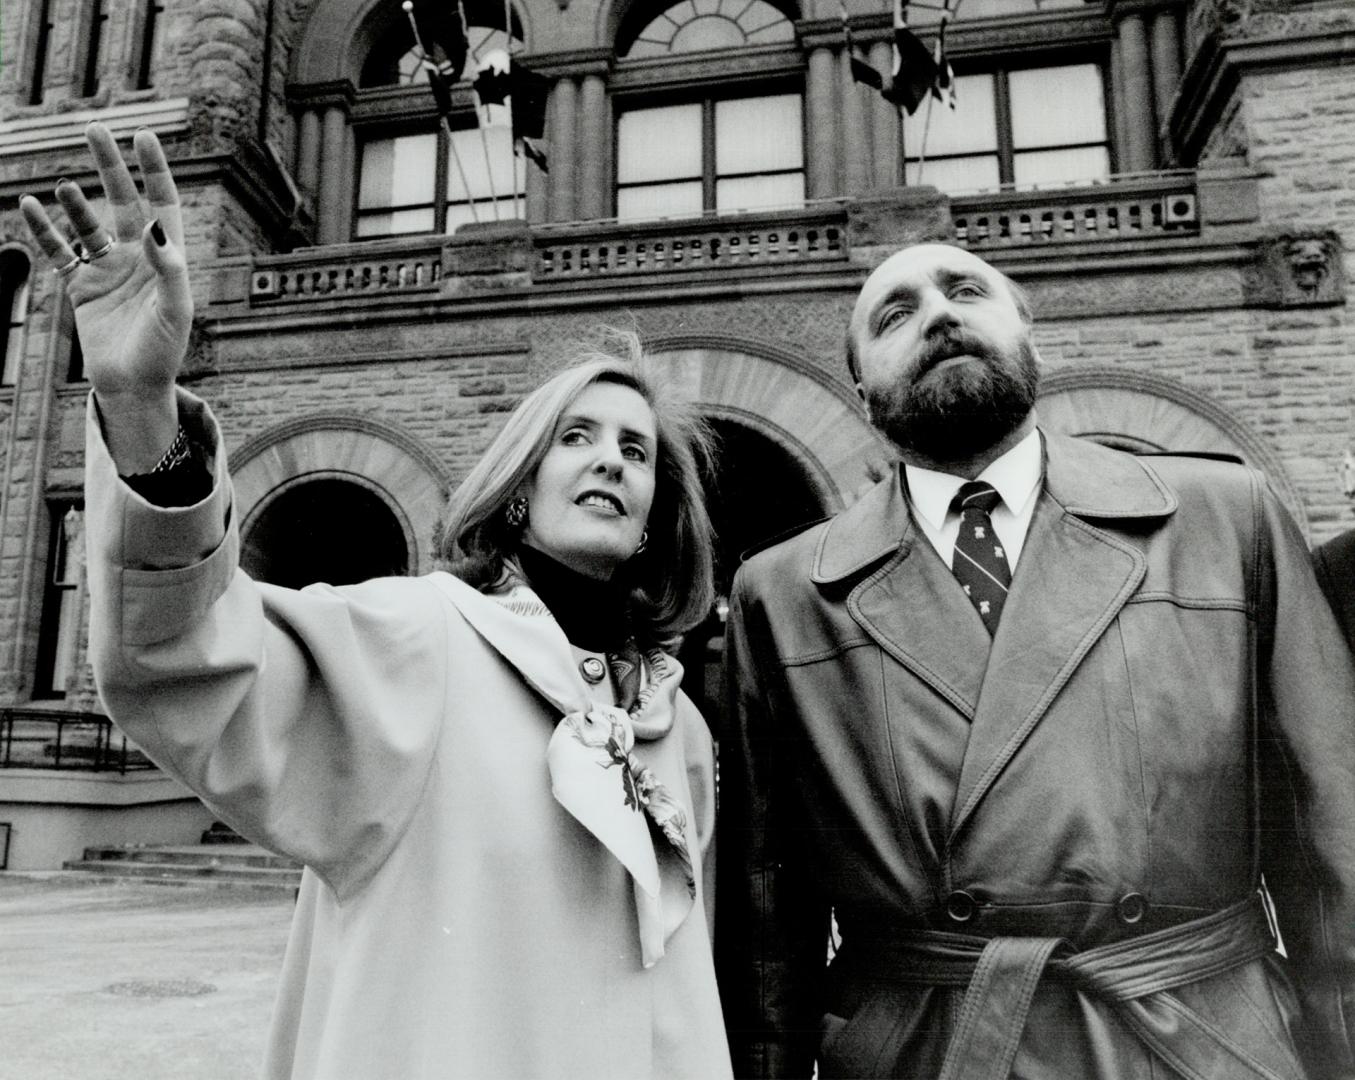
top-left (21, 123), bottom-right (732, 1080)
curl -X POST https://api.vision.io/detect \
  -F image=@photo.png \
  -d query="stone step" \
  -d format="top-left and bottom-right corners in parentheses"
top-left (64, 844), bottom-right (302, 891)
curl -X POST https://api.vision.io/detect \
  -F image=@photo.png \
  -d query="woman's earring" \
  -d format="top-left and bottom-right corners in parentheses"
top-left (635, 529), bottom-right (648, 555)
top-left (505, 497), bottom-right (528, 529)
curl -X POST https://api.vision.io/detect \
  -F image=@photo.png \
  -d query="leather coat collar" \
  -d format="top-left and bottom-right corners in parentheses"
top-left (806, 431), bottom-right (1180, 843)
top-left (811, 431), bottom-right (1178, 585)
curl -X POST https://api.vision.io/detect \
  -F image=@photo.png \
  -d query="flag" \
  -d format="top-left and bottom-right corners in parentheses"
top-left (888, 8), bottom-right (938, 114)
top-left (509, 60), bottom-right (550, 142)
top-left (842, 3), bottom-right (886, 92)
top-left (407, 0), bottom-right (469, 82)
top-left (521, 137), bottom-right (549, 173)
top-left (427, 68), bottom-right (457, 118)
top-left (930, 3), bottom-right (956, 109)
top-left (473, 62), bottom-right (512, 106)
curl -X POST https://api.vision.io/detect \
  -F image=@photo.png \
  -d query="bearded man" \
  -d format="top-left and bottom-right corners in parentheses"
top-left (715, 243), bottom-right (1355, 1080)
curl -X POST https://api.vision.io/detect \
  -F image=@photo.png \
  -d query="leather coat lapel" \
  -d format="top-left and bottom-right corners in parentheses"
top-left (948, 434), bottom-right (1177, 839)
top-left (815, 469), bottom-right (990, 717)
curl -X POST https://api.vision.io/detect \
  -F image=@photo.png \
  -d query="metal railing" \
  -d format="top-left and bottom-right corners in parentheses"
top-left (0, 708), bottom-right (153, 773)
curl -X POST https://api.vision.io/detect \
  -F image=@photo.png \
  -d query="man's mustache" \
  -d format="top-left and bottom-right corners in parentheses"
top-left (913, 330), bottom-right (999, 379)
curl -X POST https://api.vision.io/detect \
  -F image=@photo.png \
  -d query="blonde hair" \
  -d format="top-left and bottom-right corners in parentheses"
top-left (441, 331), bottom-right (717, 641)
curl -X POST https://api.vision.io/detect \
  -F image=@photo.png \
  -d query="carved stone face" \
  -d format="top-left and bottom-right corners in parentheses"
top-left (1287, 239), bottom-right (1331, 293)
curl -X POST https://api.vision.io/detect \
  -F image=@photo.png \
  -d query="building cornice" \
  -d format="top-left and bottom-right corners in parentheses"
top-left (1172, 25), bottom-right (1355, 165)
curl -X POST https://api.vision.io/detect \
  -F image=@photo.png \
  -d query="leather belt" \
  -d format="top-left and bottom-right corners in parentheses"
top-left (838, 893), bottom-right (1283, 1080)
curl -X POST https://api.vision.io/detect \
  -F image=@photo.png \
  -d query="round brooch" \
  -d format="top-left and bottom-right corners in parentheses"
top-left (579, 656), bottom-right (607, 684)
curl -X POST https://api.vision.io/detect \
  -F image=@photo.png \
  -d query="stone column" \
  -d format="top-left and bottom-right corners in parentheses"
top-left (317, 104), bottom-right (348, 244)
top-left (840, 49), bottom-right (871, 195)
top-left (1117, 13), bottom-right (1156, 172)
top-left (296, 109), bottom-right (322, 206)
top-left (1150, 8), bottom-right (1182, 135)
top-left (806, 45), bottom-right (839, 198)
top-left (576, 72), bottom-right (608, 221)
top-left (868, 39), bottom-right (900, 188)
top-left (548, 77), bottom-right (578, 222)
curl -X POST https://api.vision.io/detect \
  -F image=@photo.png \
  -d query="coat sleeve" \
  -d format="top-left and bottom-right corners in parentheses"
top-left (85, 389), bottom-right (449, 900)
top-left (1253, 477), bottom-right (1355, 1079)
top-left (715, 563), bottom-right (831, 1080)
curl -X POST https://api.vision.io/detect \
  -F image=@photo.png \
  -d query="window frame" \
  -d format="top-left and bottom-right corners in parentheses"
top-left (33, 500), bottom-right (86, 701)
top-left (351, 89), bottom-right (526, 238)
top-left (905, 43), bottom-right (1116, 191)
top-left (610, 45), bottom-right (806, 218)
top-left (0, 253), bottom-right (32, 388)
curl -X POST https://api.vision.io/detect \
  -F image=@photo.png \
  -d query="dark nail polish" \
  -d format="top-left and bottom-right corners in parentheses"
top-left (56, 177), bottom-right (70, 190)
top-left (150, 219), bottom-right (166, 246)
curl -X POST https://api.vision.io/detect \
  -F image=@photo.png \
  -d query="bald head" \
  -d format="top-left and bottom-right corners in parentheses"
top-left (847, 244), bottom-right (1033, 383)
top-left (848, 243), bottom-right (1040, 472)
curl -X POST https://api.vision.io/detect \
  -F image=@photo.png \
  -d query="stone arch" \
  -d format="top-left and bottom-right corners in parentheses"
top-left (1037, 366), bottom-right (1309, 533)
top-left (601, 0), bottom-right (800, 56)
top-left (292, 0), bottom-right (534, 84)
top-left (644, 334), bottom-right (890, 511)
top-left (231, 415), bottom-right (451, 574)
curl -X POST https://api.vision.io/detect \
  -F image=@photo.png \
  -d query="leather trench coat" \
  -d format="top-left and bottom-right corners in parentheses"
top-left (715, 432), bottom-right (1355, 1080)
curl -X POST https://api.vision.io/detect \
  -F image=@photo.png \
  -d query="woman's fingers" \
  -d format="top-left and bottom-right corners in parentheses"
top-left (133, 129), bottom-right (183, 249)
top-left (18, 194), bottom-right (80, 270)
top-left (52, 177), bottom-right (114, 258)
top-left (86, 122), bottom-right (146, 243)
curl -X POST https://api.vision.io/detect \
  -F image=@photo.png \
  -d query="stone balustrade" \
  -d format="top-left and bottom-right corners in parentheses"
top-left (951, 173), bottom-right (1200, 250)
top-left (241, 175), bottom-right (1208, 307)
top-left (532, 207), bottom-right (850, 281)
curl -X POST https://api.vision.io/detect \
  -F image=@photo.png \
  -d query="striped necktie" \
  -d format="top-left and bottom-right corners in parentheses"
top-left (950, 480), bottom-right (1011, 635)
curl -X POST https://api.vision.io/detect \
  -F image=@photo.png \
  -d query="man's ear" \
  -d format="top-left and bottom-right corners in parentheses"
top-left (855, 382), bottom-right (872, 422)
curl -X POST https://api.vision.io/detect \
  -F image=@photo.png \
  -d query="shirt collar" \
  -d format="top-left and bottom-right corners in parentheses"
top-left (904, 426), bottom-right (1044, 531)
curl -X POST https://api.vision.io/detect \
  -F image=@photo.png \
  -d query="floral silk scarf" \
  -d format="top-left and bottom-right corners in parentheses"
top-left (430, 571), bottom-right (696, 968)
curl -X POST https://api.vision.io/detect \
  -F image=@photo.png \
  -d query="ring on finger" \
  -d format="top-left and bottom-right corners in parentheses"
top-left (53, 255), bottom-right (82, 278)
top-left (84, 237), bottom-right (116, 261)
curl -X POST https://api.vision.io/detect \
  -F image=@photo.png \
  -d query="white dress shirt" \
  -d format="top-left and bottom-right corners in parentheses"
top-left (903, 427), bottom-right (1044, 573)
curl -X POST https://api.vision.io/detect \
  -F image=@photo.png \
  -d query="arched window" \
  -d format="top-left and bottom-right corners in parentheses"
top-left (613, 0), bottom-right (804, 221)
top-left (28, 0), bottom-right (56, 104)
top-left (353, 6), bottom-right (528, 237)
top-left (620, 0), bottom-right (793, 58)
top-left (0, 252), bottom-right (32, 387)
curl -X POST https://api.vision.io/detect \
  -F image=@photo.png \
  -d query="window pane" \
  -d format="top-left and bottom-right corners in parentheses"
top-left (903, 74), bottom-right (997, 157)
top-left (617, 181), bottom-right (704, 221)
top-left (1013, 146), bottom-right (1110, 187)
top-left (447, 123), bottom-right (520, 201)
top-left (671, 15), bottom-right (745, 51)
top-left (355, 208), bottom-right (437, 236)
top-left (715, 172), bottom-right (805, 213)
top-left (1010, 65), bottom-right (1106, 149)
top-left (716, 95), bottom-right (802, 175)
top-left (358, 134), bottom-right (437, 210)
top-left (905, 154), bottom-right (1001, 193)
top-left (618, 105), bottom-right (703, 184)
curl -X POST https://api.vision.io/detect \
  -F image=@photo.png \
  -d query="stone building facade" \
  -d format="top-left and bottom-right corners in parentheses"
top-left (0, 0), bottom-right (1353, 722)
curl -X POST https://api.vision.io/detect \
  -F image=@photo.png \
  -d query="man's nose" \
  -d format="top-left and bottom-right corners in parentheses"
top-left (918, 290), bottom-right (961, 336)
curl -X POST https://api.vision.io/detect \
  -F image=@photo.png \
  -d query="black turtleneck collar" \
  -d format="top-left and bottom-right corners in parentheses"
top-left (515, 544), bottom-right (633, 652)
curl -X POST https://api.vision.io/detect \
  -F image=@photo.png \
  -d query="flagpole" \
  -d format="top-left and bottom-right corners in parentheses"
top-left (402, 2), bottom-right (480, 225)
top-left (916, 81), bottom-right (935, 184)
top-left (503, 0), bottom-right (522, 219)
top-left (455, 0), bottom-right (502, 221)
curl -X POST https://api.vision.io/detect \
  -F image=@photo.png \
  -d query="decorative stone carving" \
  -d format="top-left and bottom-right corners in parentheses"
top-left (1339, 448), bottom-right (1355, 503)
top-left (1245, 232), bottom-right (1345, 307)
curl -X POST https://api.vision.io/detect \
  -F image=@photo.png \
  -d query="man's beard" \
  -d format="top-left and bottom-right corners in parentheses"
top-left (867, 330), bottom-right (1040, 462)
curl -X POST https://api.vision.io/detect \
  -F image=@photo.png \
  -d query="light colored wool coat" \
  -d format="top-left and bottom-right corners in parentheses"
top-left (84, 391), bottom-right (733, 1080)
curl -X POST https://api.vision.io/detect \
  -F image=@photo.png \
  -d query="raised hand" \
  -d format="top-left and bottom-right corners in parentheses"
top-left (19, 122), bottom-right (192, 472)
